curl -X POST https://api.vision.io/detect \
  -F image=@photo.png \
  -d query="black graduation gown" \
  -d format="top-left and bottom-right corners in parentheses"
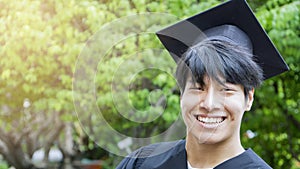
top-left (116, 140), bottom-right (272, 169)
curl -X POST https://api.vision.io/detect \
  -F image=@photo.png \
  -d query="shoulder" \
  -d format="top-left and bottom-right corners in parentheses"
top-left (215, 148), bottom-right (272, 169)
top-left (116, 140), bottom-right (186, 169)
top-left (243, 148), bottom-right (272, 169)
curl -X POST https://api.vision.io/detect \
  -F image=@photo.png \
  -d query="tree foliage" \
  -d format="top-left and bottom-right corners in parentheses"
top-left (241, 1), bottom-right (300, 168)
top-left (0, 0), bottom-right (299, 169)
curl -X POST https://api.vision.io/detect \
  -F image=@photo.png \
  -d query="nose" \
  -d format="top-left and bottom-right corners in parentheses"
top-left (199, 87), bottom-right (221, 111)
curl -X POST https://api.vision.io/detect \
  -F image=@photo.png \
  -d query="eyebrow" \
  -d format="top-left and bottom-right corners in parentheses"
top-left (187, 79), bottom-right (204, 88)
top-left (188, 77), bottom-right (232, 87)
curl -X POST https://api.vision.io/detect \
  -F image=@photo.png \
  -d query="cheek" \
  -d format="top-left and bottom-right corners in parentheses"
top-left (224, 96), bottom-right (247, 120)
top-left (180, 95), bottom-right (195, 124)
top-left (180, 93), bottom-right (199, 112)
top-left (180, 94), bottom-right (198, 127)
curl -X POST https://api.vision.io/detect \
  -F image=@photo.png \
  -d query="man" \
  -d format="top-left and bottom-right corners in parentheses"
top-left (116, 0), bottom-right (289, 168)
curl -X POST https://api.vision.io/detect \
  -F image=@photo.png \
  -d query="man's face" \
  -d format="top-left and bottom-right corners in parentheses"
top-left (180, 75), bottom-right (254, 144)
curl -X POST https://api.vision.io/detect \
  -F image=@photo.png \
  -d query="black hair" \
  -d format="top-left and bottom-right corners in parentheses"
top-left (176, 39), bottom-right (263, 98)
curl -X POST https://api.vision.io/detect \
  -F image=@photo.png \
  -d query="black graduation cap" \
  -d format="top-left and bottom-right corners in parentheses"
top-left (156, 0), bottom-right (289, 80)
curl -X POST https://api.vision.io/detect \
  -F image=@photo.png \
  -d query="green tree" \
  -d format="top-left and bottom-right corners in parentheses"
top-left (242, 0), bottom-right (300, 168)
top-left (0, 0), bottom-right (103, 168)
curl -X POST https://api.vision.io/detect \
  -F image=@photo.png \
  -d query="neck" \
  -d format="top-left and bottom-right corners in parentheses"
top-left (185, 134), bottom-right (244, 168)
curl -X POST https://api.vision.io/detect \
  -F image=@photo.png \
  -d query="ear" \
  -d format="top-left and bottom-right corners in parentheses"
top-left (245, 88), bottom-right (255, 111)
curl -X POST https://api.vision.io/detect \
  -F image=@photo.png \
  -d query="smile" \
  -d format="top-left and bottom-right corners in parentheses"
top-left (195, 115), bottom-right (226, 124)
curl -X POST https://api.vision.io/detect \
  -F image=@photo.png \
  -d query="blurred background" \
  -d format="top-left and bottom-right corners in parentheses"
top-left (0, 0), bottom-right (299, 168)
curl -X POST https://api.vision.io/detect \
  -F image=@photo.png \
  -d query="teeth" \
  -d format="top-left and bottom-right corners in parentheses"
top-left (197, 116), bottom-right (224, 123)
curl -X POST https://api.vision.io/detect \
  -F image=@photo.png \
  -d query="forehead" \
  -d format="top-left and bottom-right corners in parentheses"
top-left (187, 73), bottom-right (226, 85)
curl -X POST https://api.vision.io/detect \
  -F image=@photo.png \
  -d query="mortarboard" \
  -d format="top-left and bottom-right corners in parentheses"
top-left (156, 0), bottom-right (289, 80)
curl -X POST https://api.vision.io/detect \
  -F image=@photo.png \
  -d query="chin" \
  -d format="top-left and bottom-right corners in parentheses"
top-left (197, 136), bottom-right (224, 145)
top-left (188, 131), bottom-right (221, 144)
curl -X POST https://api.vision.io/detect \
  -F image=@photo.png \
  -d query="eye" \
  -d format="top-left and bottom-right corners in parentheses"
top-left (191, 87), bottom-right (204, 91)
top-left (221, 83), bottom-right (239, 93)
top-left (189, 84), bottom-right (205, 91)
top-left (187, 82), bottom-right (204, 91)
top-left (222, 88), bottom-right (234, 92)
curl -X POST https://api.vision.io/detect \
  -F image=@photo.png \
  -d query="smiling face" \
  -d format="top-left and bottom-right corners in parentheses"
top-left (176, 39), bottom-right (263, 146)
top-left (181, 75), bottom-right (254, 145)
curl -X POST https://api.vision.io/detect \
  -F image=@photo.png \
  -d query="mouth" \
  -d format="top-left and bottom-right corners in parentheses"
top-left (195, 115), bottom-right (226, 124)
